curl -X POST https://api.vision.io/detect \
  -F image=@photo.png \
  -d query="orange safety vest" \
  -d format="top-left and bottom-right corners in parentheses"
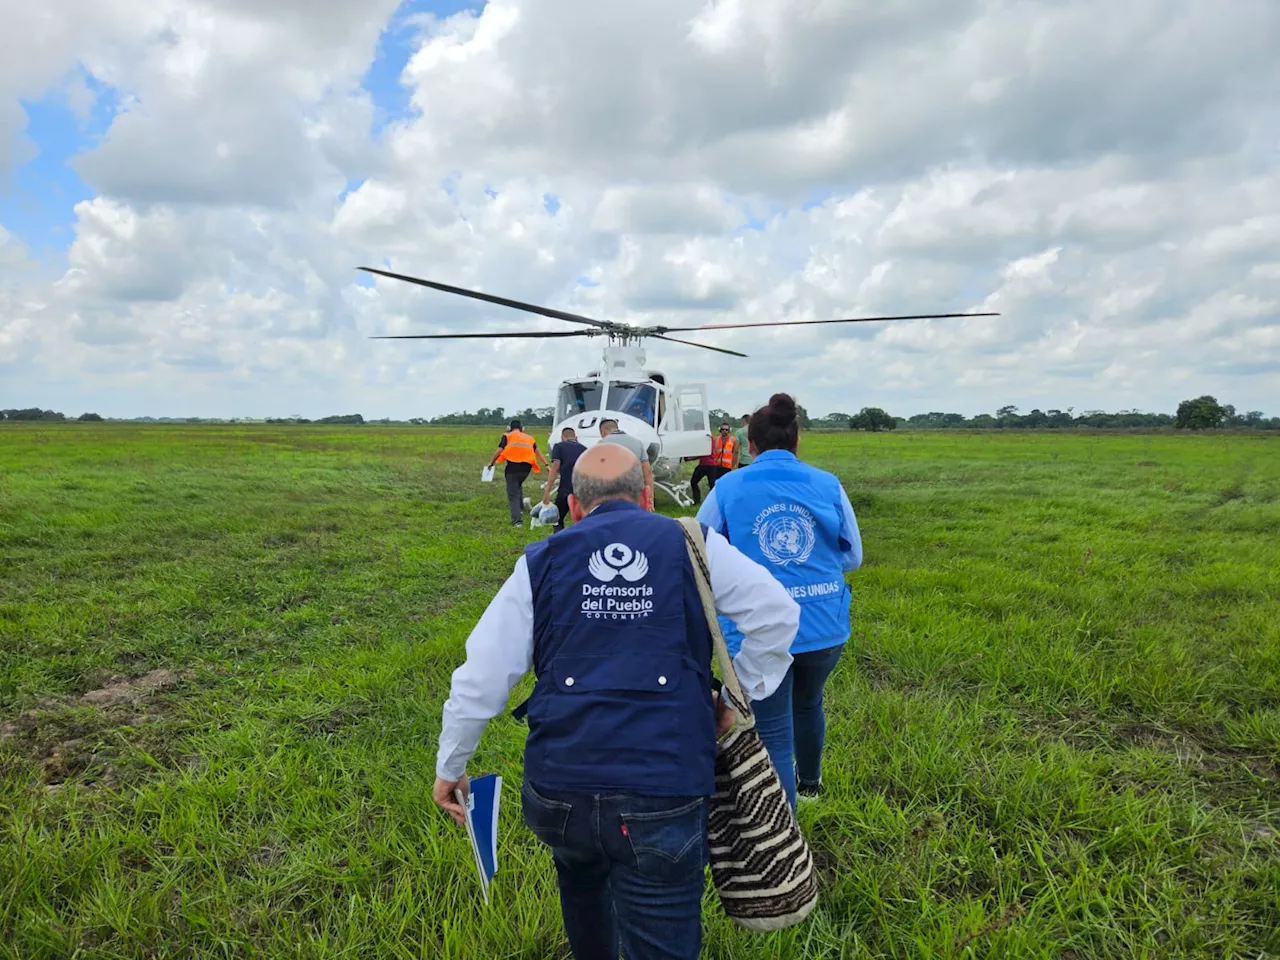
top-left (712, 434), bottom-right (737, 469)
top-left (497, 429), bottom-right (541, 472)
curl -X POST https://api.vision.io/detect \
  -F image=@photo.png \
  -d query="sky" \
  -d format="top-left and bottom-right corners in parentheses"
top-left (1, 0), bottom-right (1277, 421)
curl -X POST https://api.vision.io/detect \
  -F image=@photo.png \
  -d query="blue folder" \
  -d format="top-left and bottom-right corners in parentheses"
top-left (455, 774), bottom-right (502, 904)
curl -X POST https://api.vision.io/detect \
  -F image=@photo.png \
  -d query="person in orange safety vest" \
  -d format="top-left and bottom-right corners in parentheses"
top-left (487, 419), bottom-right (549, 527)
top-left (690, 422), bottom-right (736, 505)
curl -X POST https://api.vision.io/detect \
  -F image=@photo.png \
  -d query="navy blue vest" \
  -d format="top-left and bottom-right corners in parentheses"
top-left (522, 500), bottom-right (716, 796)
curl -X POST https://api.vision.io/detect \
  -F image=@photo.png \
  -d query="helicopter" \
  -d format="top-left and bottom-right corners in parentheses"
top-left (359, 265), bottom-right (997, 506)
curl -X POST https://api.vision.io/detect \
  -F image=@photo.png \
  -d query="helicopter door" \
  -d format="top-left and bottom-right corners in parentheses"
top-left (660, 383), bottom-right (713, 459)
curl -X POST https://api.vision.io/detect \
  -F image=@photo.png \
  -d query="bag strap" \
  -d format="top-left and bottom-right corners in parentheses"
top-left (677, 517), bottom-right (754, 724)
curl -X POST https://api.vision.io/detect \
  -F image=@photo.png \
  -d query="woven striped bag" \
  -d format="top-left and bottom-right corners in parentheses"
top-left (678, 518), bottom-right (819, 932)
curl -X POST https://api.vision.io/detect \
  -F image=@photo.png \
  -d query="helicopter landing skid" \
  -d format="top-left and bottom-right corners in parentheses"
top-left (534, 480), bottom-right (696, 511)
top-left (655, 479), bottom-right (696, 510)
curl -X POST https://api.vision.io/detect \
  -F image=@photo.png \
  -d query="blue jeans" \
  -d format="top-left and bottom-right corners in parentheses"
top-left (752, 643), bottom-right (845, 810)
top-left (521, 781), bottom-right (709, 960)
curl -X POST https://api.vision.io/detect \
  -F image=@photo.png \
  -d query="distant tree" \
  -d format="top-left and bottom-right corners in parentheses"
top-left (795, 404), bottom-right (811, 429)
top-left (1175, 396), bottom-right (1227, 430)
top-left (849, 407), bottom-right (896, 432)
top-left (907, 412), bottom-right (968, 429)
top-left (77, 412), bottom-right (104, 422)
top-left (430, 408), bottom-right (506, 425)
top-left (316, 414), bottom-right (365, 425)
top-left (1242, 411), bottom-right (1265, 426)
top-left (2, 408), bottom-right (66, 421)
top-left (513, 406), bottom-right (556, 426)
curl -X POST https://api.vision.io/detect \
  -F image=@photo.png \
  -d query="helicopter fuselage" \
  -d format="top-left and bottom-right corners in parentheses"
top-left (546, 342), bottom-right (714, 493)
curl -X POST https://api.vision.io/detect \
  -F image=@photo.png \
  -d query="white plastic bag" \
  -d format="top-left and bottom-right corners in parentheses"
top-left (481, 465), bottom-right (495, 483)
top-left (530, 502), bottom-right (559, 528)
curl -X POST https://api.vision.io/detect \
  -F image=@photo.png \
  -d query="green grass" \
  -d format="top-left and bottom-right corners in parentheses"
top-left (1, 424), bottom-right (1278, 958)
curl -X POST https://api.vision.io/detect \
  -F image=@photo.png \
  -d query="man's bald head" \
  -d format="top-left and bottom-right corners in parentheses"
top-left (570, 443), bottom-right (644, 514)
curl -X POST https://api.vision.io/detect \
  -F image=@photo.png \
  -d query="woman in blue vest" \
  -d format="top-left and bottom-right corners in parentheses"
top-left (695, 392), bottom-right (862, 809)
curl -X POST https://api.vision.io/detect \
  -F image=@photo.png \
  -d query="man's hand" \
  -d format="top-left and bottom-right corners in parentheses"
top-left (714, 692), bottom-right (735, 738)
top-left (433, 774), bottom-right (470, 826)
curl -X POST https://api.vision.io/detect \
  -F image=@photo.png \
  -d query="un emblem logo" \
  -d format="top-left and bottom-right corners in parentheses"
top-left (757, 511), bottom-right (816, 566)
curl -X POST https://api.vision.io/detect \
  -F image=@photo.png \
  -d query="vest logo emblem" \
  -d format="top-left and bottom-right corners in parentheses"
top-left (754, 503), bottom-right (817, 566)
top-left (582, 543), bottom-right (654, 620)
top-left (588, 542), bottom-right (649, 583)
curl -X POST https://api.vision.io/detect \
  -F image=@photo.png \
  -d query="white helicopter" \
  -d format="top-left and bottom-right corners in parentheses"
top-left (359, 266), bottom-right (996, 507)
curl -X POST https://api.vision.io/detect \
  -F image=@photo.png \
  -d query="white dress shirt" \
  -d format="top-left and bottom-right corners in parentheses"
top-left (435, 526), bottom-right (800, 782)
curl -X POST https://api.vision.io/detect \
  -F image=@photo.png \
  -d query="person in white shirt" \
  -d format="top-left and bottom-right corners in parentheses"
top-left (432, 443), bottom-right (799, 959)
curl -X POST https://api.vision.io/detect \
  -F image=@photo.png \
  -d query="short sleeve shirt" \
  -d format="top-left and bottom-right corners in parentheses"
top-left (549, 440), bottom-right (587, 494)
top-left (599, 431), bottom-right (651, 465)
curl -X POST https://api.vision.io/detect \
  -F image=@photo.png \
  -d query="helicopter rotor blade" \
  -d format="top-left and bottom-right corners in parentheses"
top-left (358, 267), bottom-right (619, 331)
top-left (651, 311), bottom-right (999, 333)
top-left (370, 330), bottom-right (596, 341)
top-left (650, 334), bottom-right (748, 358)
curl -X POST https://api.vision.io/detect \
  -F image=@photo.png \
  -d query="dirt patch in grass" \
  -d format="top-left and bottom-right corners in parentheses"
top-left (1, 668), bottom-right (191, 786)
top-left (1243, 823), bottom-right (1277, 845)
top-left (1213, 483), bottom-right (1246, 506)
top-left (80, 667), bottom-right (187, 706)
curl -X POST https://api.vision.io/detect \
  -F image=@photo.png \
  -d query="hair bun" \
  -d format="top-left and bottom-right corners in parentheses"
top-left (768, 393), bottom-right (797, 426)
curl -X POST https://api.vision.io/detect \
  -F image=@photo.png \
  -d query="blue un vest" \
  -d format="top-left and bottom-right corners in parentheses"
top-left (711, 450), bottom-right (852, 657)
top-left (522, 500), bottom-right (717, 796)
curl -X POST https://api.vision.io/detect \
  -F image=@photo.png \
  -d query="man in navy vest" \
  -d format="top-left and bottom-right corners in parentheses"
top-left (433, 444), bottom-right (800, 959)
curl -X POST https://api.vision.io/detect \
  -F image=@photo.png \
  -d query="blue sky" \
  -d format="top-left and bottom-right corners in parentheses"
top-left (1, 0), bottom-right (480, 261)
top-left (0, 72), bottom-right (117, 258)
top-left (363, 0), bottom-right (483, 135)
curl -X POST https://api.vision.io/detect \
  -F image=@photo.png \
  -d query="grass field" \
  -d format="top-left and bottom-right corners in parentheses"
top-left (2, 423), bottom-right (1278, 959)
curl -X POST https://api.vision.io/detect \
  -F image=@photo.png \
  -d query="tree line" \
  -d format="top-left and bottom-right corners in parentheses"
top-left (0, 408), bottom-right (559, 426)
top-left (262, 407), bottom-right (560, 426)
top-left (824, 396), bottom-right (1278, 432)
top-left (1, 409), bottom-right (103, 422)
top-left (4, 396), bottom-right (1274, 432)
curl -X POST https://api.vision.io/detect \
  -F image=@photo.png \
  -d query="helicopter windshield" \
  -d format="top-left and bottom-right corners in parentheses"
top-left (557, 381), bottom-right (603, 421)
top-left (607, 382), bottom-right (658, 426)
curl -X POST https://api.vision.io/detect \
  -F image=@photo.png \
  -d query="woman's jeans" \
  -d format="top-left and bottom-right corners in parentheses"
top-left (752, 643), bottom-right (845, 810)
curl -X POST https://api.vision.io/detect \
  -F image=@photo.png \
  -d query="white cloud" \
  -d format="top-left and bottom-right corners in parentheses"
top-left (1, 0), bottom-right (1278, 419)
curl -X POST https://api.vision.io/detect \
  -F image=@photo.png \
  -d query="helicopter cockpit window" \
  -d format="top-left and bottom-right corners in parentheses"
top-left (607, 383), bottom-right (658, 426)
top-left (558, 381), bottom-right (603, 422)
